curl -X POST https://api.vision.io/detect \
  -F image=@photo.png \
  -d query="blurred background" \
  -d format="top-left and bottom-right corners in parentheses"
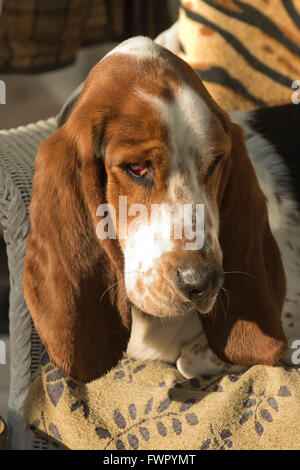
top-left (0, 0), bottom-right (180, 129)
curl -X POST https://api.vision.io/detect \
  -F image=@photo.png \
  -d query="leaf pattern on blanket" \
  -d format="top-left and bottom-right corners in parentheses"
top-left (113, 357), bottom-right (147, 382)
top-left (30, 410), bottom-right (63, 446)
top-left (200, 425), bottom-right (233, 450)
top-left (44, 358), bottom-right (67, 407)
top-left (239, 384), bottom-right (292, 436)
top-left (95, 388), bottom-right (204, 450)
top-left (26, 354), bottom-right (300, 450)
top-left (71, 400), bottom-right (90, 419)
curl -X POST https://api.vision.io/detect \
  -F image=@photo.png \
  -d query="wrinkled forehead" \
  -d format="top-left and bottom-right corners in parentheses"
top-left (100, 38), bottom-right (228, 144)
top-left (67, 36), bottom-right (229, 156)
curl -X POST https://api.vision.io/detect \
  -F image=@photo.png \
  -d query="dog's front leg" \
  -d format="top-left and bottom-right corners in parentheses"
top-left (176, 329), bottom-right (245, 378)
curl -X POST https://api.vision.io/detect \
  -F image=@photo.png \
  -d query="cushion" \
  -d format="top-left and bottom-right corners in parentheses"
top-left (0, 117), bottom-right (58, 449)
top-left (25, 352), bottom-right (300, 450)
top-left (178, 0), bottom-right (300, 110)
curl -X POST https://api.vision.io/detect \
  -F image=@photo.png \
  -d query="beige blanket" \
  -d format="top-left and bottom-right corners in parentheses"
top-left (24, 350), bottom-right (300, 450)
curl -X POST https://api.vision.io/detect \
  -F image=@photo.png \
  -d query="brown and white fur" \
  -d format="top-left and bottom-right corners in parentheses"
top-left (127, 107), bottom-right (300, 378)
top-left (23, 37), bottom-right (298, 383)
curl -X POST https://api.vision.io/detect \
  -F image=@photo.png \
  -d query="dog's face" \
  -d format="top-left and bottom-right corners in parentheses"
top-left (87, 40), bottom-right (232, 317)
top-left (25, 37), bottom-right (287, 383)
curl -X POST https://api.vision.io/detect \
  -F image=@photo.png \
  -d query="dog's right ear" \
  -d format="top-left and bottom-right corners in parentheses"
top-left (24, 112), bottom-right (131, 384)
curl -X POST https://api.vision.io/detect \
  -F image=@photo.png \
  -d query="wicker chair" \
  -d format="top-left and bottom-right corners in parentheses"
top-left (0, 117), bottom-right (60, 449)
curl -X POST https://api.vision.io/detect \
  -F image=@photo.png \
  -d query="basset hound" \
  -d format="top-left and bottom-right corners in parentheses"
top-left (23, 37), bottom-right (300, 384)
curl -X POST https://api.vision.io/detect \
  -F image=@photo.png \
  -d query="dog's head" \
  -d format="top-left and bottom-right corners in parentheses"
top-left (24, 37), bottom-right (287, 383)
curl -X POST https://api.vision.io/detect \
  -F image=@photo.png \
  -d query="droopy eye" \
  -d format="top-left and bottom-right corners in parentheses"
top-left (123, 161), bottom-right (154, 187)
top-left (127, 162), bottom-right (149, 177)
top-left (205, 155), bottom-right (222, 181)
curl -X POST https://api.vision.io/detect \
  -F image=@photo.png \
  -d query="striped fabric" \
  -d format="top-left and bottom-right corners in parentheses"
top-left (178, 0), bottom-right (300, 110)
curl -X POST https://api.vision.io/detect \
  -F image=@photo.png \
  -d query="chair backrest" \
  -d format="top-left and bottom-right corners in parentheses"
top-left (0, 117), bottom-right (59, 449)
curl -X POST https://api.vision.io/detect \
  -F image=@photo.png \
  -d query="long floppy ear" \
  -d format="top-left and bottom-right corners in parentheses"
top-left (202, 123), bottom-right (288, 366)
top-left (23, 122), bottom-right (131, 384)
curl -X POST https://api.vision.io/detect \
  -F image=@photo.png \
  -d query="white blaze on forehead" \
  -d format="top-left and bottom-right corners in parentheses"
top-left (103, 36), bottom-right (161, 60)
top-left (167, 84), bottom-right (219, 148)
top-left (165, 86), bottom-right (216, 204)
top-left (124, 82), bottom-right (224, 297)
top-left (138, 85), bottom-right (223, 257)
top-left (137, 84), bottom-right (222, 238)
top-left (138, 84), bottom-right (223, 203)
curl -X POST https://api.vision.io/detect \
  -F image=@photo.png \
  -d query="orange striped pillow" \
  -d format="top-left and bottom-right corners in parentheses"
top-left (178, 0), bottom-right (300, 110)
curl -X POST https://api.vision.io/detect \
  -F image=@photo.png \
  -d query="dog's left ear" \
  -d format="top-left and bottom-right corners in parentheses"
top-left (202, 122), bottom-right (288, 366)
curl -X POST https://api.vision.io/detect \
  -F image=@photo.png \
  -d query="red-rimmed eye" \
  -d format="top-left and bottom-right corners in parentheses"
top-left (128, 163), bottom-right (149, 177)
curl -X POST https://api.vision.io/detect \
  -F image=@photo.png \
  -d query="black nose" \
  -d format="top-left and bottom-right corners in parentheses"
top-left (176, 267), bottom-right (224, 300)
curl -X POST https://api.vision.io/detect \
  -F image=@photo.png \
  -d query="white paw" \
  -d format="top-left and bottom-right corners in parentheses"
top-left (176, 337), bottom-right (245, 379)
